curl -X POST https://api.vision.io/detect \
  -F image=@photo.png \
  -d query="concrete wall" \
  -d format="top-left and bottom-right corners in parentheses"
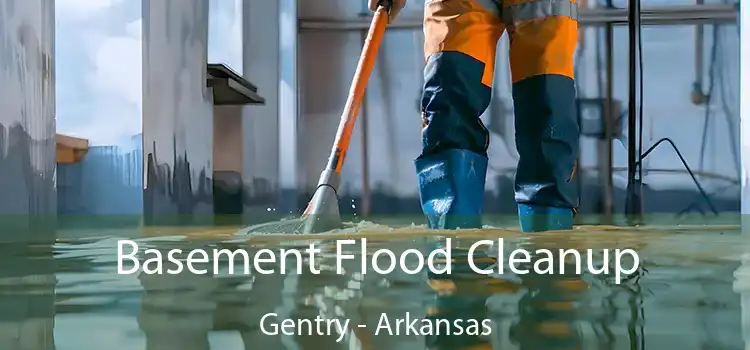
top-left (213, 106), bottom-right (244, 217)
top-left (0, 1), bottom-right (56, 346)
top-left (278, 0), bottom-right (300, 212)
top-left (741, 0), bottom-right (749, 217)
top-left (241, 0), bottom-right (282, 217)
top-left (0, 0), bottom-right (57, 242)
top-left (739, 2), bottom-right (749, 346)
top-left (142, 0), bottom-right (215, 225)
top-left (213, 107), bottom-right (243, 173)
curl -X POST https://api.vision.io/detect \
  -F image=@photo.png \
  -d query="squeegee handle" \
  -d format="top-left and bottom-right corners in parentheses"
top-left (323, 4), bottom-right (390, 174)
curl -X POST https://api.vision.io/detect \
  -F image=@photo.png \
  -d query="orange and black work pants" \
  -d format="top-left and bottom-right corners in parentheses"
top-left (420, 0), bottom-right (579, 209)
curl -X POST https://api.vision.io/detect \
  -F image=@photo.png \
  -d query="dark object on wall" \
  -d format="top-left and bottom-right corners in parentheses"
top-left (207, 63), bottom-right (265, 105)
top-left (213, 171), bottom-right (244, 218)
top-left (576, 98), bottom-right (624, 139)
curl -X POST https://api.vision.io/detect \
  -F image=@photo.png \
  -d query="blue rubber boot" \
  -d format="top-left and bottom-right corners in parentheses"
top-left (415, 149), bottom-right (488, 230)
top-left (518, 204), bottom-right (574, 232)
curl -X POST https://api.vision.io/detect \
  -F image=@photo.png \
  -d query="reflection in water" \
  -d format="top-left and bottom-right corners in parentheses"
top-left (509, 235), bottom-right (649, 350)
top-left (5, 226), bottom-right (745, 349)
top-left (421, 240), bottom-right (497, 350)
top-left (509, 248), bottom-right (588, 349)
top-left (0, 243), bottom-right (56, 350)
top-left (137, 243), bottom-right (216, 350)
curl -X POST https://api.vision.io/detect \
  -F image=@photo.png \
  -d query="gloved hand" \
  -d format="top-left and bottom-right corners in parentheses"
top-left (368, 0), bottom-right (406, 23)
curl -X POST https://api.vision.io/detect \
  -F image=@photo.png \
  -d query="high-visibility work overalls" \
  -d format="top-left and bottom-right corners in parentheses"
top-left (415, 0), bottom-right (580, 232)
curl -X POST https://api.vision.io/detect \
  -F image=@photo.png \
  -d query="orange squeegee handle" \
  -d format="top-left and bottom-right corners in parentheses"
top-left (324, 4), bottom-right (390, 174)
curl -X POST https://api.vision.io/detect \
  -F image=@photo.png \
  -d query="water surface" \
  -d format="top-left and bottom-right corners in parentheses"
top-left (2, 223), bottom-right (746, 349)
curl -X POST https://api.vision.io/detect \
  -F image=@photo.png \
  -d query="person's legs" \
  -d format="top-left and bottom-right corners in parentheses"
top-left (417, 0), bottom-right (505, 230)
top-left (504, 0), bottom-right (580, 232)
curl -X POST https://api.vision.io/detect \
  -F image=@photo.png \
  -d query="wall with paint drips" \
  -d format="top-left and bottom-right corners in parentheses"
top-left (0, 0), bottom-right (57, 242)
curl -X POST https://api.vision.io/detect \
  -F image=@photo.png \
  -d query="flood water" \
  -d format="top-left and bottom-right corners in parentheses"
top-left (2, 223), bottom-right (748, 350)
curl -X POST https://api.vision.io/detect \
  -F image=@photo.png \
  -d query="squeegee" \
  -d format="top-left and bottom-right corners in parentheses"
top-left (242, 0), bottom-right (392, 234)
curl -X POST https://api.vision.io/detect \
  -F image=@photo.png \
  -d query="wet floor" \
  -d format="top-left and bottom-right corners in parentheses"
top-left (1, 223), bottom-right (747, 350)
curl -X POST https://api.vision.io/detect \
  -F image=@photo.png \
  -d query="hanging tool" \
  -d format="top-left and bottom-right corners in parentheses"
top-left (240, 0), bottom-right (392, 235)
